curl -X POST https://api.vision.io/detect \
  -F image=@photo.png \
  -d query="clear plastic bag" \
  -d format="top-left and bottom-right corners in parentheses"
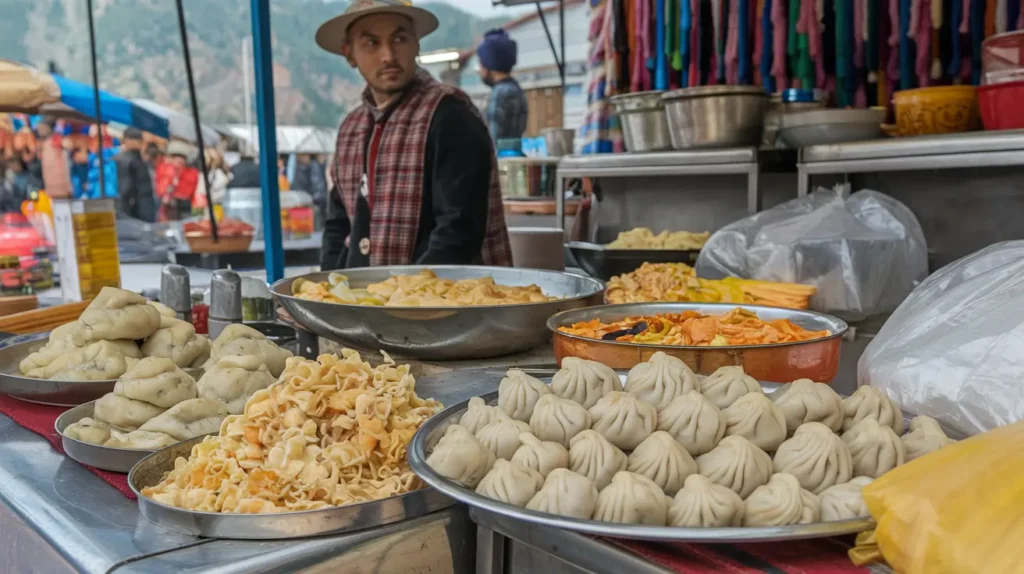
top-left (695, 186), bottom-right (928, 320)
top-left (116, 216), bottom-right (179, 263)
top-left (858, 241), bottom-right (1024, 436)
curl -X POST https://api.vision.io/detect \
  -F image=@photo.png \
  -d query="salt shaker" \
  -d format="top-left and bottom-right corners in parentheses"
top-left (160, 264), bottom-right (192, 322)
top-left (208, 269), bottom-right (242, 340)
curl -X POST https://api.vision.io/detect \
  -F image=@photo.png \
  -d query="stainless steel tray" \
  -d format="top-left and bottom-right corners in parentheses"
top-left (0, 336), bottom-right (205, 407)
top-left (270, 266), bottom-right (605, 360)
top-left (54, 400), bottom-right (154, 473)
top-left (408, 389), bottom-right (875, 543)
top-left (130, 435), bottom-right (456, 539)
top-left (566, 241), bottom-right (700, 281)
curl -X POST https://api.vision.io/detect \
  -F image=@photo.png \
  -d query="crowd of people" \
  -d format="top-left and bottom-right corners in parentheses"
top-left (0, 117), bottom-right (331, 223)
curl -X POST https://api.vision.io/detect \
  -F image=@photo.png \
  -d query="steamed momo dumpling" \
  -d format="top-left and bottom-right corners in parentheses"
top-left (30, 339), bottom-right (142, 381)
top-left (901, 416), bottom-right (955, 462)
top-left (426, 424), bottom-right (496, 488)
top-left (209, 323), bottom-right (293, 377)
top-left (700, 366), bottom-right (762, 410)
top-left (73, 287), bottom-right (162, 345)
top-left (568, 429), bottom-right (628, 489)
top-left (526, 469), bottom-right (599, 519)
top-left (113, 357), bottom-right (197, 408)
top-left (19, 322), bottom-right (82, 375)
top-left (550, 357), bottom-right (618, 409)
top-left (842, 386), bottom-right (904, 434)
top-left (460, 397), bottom-right (503, 434)
top-left (94, 393), bottom-right (167, 431)
top-left (196, 355), bottom-right (276, 415)
top-left (624, 352), bottom-right (696, 410)
top-left (696, 435), bottom-right (773, 498)
top-left (771, 379), bottom-right (845, 433)
top-left (819, 476), bottom-right (873, 521)
top-left (497, 369), bottom-right (551, 421)
top-left (138, 397), bottom-right (229, 441)
top-left (63, 417), bottom-right (112, 445)
top-left (588, 391), bottom-right (657, 450)
top-left (627, 431), bottom-right (697, 495)
top-left (529, 394), bottom-right (592, 447)
top-left (773, 422), bottom-right (853, 494)
top-left (511, 433), bottom-right (569, 477)
top-left (105, 429), bottom-right (179, 450)
top-left (475, 413), bottom-right (532, 460)
top-left (148, 301), bottom-right (177, 318)
top-left (141, 316), bottom-right (211, 368)
top-left (722, 393), bottom-right (788, 452)
top-left (668, 474), bottom-right (745, 527)
top-left (743, 473), bottom-right (821, 526)
top-left (475, 459), bottom-right (544, 507)
top-left (842, 418), bottom-right (905, 478)
top-left (593, 471), bottom-right (669, 525)
top-left (656, 390), bottom-right (726, 456)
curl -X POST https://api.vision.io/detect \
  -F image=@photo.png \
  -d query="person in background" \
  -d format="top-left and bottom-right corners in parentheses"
top-left (227, 149), bottom-right (260, 189)
top-left (291, 154), bottom-right (313, 193)
top-left (69, 147), bottom-right (92, 198)
top-left (308, 153), bottom-right (328, 212)
top-left (154, 141), bottom-right (198, 222)
top-left (277, 156), bottom-right (290, 191)
top-left (194, 149), bottom-right (230, 208)
top-left (113, 128), bottom-right (156, 221)
top-left (0, 159), bottom-right (30, 212)
top-left (476, 29), bottom-right (528, 143)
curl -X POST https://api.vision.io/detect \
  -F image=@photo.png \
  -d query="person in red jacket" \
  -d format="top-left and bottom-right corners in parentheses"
top-left (154, 141), bottom-right (198, 222)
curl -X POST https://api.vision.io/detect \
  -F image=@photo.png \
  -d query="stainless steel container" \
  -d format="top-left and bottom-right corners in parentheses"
top-left (542, 128), bottom-right (576, 157)
top-left (209, 269), bottom-right (243, 340)
top-left (662, 85), bottom-right (768, 149)
top-left (608, 91), bottom-right (673, 152)
top-left (160, 264), bottom-right (192, 322)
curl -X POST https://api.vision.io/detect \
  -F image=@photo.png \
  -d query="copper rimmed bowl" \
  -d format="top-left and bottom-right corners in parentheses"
top-left (547, 302), bottom-right (847, 383)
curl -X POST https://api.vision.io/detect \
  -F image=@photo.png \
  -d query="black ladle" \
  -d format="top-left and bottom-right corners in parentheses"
top-left (601, 321), bottom-right (649, 341)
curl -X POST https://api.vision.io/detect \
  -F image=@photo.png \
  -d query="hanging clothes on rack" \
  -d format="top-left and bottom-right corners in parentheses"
top-left (668, 0), bottom-right (684, 85)
top-left (726, 0), bottom-right (740, 83)
top-left (682, 0), bottom-right (694, 86)
top-left (915, 0), bottom-right (932, 87)
top-left (582, 0), bottom-right (624, 154)
top-left (854, 0), bottom-right (867, 105)
top-left (738, 0), bottom-right (751, 83)
top-left (754, 0), bottom-right (765, 85)
top-left (949, 0), bottom-right (963, 77)
top-left (771, 0), bottom-right (788, 90)
top-left (655, 0), bottom-right (668, 89)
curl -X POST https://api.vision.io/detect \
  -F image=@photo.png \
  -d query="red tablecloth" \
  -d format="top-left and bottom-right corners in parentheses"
top-left (601, 535), bottom-right (882, 573)
top-left (0, 394), bottom-right (136, 499)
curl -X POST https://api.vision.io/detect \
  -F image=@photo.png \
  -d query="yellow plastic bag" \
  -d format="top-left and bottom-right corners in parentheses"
top-left (862, 420), bottom-right (1024, 574)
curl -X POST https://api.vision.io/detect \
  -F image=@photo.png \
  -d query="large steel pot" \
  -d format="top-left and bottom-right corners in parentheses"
top-left (608, 91), bottom-right (673, 152)
top-left (662, 85), bottom-right (768, 149)
top-left (547, 302), bottom-right (847, 382)
top-left (272, 266), bottom-right (605, 360)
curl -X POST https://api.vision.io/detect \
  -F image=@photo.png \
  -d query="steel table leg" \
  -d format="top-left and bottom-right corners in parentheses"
top-left (746, 164), bottom-right (761, 214)
top-left (476, 524), bottom-right (507, 574)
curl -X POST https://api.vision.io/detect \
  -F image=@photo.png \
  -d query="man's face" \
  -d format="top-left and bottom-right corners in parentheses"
top-left (123, 137), bottom-right (141, 151)
top-left (342, 13), bottom-right (419, 98)
top-left (478, 66), bottom-right (496, 87)
top-left (37, 123), bottom-right (52, 138)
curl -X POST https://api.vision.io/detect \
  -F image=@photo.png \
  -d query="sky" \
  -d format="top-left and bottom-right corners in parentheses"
top-left (435, 0), bottom-right (529, 18)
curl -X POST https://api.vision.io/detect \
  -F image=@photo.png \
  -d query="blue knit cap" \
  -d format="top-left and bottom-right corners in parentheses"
top-left (476, 29), bottom-right (517, 73)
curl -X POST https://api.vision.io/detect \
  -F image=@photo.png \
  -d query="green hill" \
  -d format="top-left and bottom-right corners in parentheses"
top-left (0, 0), bottom-right (507, 127)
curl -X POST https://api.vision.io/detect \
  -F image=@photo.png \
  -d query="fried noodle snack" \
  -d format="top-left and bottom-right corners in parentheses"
top-left (293, 270), bottom-right (554, 307)
top-left (141, 350), bottom-right (443, 513)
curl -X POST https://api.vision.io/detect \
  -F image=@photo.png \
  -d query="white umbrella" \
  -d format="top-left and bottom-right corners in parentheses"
top-left (133, 98), bottom-right (221, 145)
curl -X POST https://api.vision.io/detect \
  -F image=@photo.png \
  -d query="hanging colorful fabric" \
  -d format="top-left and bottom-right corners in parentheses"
top-left (771, 0), bottom-right (788, 90)
top-left (738, 0), bottom-right (751, 83)
top-left (761, 0), bottom-right (775, 92)
top-left (973, 0), bottom-right (985, 84)
top-left (655, 0), bottom-right (668, 89)
top-left (681, 0), bottom-right (692, 86)
top-left (836, 0), bottom-right (849, 105)
top-left (899, 0), bottom-right (912, 89)
top-left (949, 0), bottom-right (963, 77)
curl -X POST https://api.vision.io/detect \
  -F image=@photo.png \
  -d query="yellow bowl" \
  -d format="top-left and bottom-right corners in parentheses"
top-left (892, 86), bottom-right (981, 136)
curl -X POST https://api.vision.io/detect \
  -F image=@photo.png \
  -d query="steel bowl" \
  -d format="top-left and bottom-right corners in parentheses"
top-left (662, 85), bottom-right (768, 149)
top-left (566, 242), bottom-right (700, 281)
top-left (55, 401), bottom-right (155, 473)
top-left (547, 302), bottom-right (847, 382)
top-left (271, 266), bottom-right (606, 361)
top-left (778, 108), bottom-right (887, 148)
top-left (609, 91), bottom-right (673, 152)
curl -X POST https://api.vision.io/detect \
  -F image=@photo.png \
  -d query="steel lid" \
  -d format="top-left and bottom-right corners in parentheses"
top-left (663, 85), bottom-right (767, 100)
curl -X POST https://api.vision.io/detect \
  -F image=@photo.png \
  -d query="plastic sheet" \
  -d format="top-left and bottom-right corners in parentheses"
top-left (858, 241), bottom-right (1024, 437)
top-left (116, 216), bottom-right (178, 263)
top-left (861, 420), bottom-right (1024, 573)
top-left (695, 187), bottom-right (928, 320)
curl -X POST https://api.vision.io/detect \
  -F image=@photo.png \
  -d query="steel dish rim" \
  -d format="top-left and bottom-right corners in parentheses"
top-left (270, 266), bottom-right (606, 312)
top-left (54, 400), bottom-right (157, 455)
top-left (129, 435), bottom-right (455, 533)
top-left (408, 391), bottom-right (874, 542)
top-left (546, 302), bottom-right (849, 351)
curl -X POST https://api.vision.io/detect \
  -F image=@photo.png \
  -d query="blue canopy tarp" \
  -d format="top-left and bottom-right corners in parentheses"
top-left (52, 75), bottom-right (169, 138)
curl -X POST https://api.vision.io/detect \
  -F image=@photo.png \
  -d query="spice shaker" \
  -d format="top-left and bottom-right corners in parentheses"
top-left (208, 269), bottom-right (243, 340)
top-left (160, 264), bottom-right (192, 322)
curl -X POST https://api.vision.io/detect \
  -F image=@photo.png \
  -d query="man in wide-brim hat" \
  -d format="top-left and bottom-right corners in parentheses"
top-left (315, 0), bottom-right (512, 270)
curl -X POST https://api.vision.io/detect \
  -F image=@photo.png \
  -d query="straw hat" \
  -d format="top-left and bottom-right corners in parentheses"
top-left (315, 0), bottom-right (439, 56)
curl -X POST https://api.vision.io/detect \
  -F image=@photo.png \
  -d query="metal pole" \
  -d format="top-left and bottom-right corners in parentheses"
top-left (535, 3), bottom-right (564, 79)
top-left (250, 0), bottom-right (284, 282)
top-left (85, 0), bottom-right (106, 198)
top-left (175, 0), bottom-right (218, 241)
top-left (243, 36), bottom-right (253, 152)
top-left (558, 0), bottom-right (565, 90)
